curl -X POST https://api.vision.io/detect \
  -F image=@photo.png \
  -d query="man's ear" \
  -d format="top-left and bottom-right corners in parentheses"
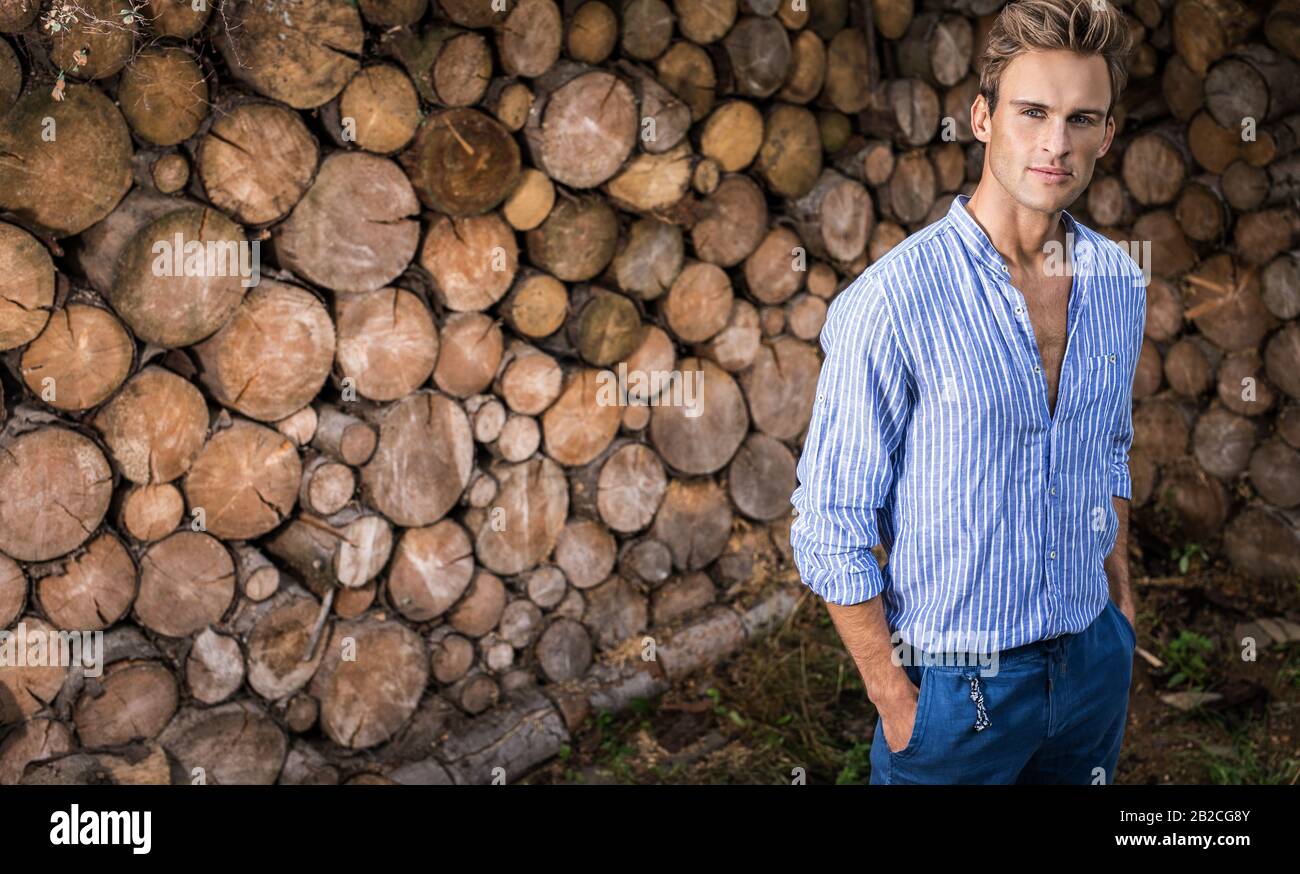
top-left (971, 94), bottom-right (992, 144)
top-left (1096, 114), bottom-right (1116, 159)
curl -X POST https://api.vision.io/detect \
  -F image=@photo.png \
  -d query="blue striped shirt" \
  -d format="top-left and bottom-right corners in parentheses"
top-left (789, 193), bottom-right (1147, 653)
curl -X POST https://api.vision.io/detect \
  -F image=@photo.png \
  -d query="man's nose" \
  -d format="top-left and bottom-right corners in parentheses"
top-left (1043, 118), bottom-right (1072, 159)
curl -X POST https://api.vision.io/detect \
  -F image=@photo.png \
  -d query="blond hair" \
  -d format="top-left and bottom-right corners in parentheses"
top-left (979, 0), bottom-right (1134, 119)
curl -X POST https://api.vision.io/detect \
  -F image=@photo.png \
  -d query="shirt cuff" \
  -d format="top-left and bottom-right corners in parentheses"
top-left (1110, 463), bottom-right (1132, 501)
top-left (795, 551), bottom-right (888, 606)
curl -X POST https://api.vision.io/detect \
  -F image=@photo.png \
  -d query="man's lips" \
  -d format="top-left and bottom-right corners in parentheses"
top-left (1029, 167), bottom-right (1072, 180)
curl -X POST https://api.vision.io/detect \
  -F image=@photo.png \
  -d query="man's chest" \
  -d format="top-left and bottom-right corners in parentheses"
top-left (902, 273), bottom-right (1130, 435)
top-left (1013, 271), bottom-right (1074, 412)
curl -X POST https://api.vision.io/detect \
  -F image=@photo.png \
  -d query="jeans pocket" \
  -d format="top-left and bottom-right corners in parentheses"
top-left (889, 666), bottom-right (933, 760)
top-left (1110, 600), bottom-right (1137, 651)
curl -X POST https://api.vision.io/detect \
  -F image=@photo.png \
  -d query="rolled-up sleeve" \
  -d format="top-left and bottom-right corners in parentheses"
top-left (1110, 263), bottom-right (1148, 500)
top-left (788, 278), bottom-right (913, 605)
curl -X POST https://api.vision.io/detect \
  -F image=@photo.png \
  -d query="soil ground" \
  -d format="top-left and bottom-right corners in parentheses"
top-left (520, 516), bottom-right (1300, 785)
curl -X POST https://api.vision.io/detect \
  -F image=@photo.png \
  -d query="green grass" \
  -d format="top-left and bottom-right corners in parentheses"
top-left (1158, 630), bottom-right (1216, 690)
top-left (1197, 722), bottom-right (1300, 786)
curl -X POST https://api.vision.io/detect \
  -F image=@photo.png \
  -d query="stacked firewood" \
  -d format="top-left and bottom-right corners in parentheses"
top-left (0, 0), bottom-right (1296, 784)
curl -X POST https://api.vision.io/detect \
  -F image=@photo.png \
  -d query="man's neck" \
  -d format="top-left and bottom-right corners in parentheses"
top-left (965, 183), bottom-right (1069, 274)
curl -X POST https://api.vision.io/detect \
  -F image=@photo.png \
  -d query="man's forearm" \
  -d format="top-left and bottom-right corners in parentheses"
top-left (825, 597), bottom-right (914, 706)
top-left (1104, 495), bottom-right (1134, 616)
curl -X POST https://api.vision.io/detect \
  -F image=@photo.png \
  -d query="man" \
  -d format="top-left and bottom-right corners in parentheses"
top-left (789, 0), bottom-right (1146, 785)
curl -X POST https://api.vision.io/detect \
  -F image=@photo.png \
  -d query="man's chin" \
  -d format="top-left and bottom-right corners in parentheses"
top-left (1013, 182), bottom-right (1079, 214)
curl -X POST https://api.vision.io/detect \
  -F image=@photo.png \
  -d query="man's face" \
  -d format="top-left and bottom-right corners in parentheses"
top-left (973, 49), bottom-right (1117, 215)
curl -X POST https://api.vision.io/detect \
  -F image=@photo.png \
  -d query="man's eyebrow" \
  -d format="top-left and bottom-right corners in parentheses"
top-left (1009, 99), bottom-right (1105, 117)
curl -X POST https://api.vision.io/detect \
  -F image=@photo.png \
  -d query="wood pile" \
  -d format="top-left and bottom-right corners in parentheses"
top-left (0, 0), bottom-right (1296, 783)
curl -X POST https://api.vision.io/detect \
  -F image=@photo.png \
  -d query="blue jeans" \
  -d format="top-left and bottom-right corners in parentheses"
top-left (870, 599), bottom-right (1136, 784)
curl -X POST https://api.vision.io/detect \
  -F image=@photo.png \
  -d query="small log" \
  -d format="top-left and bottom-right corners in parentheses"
top-left (502, 169), bottom-right (557, 231)
top-left (740, 336), bottom-right (821, 441)
top-left (312, 406), bottom-right (378, 467)
top-left (613, 218), bottom-right (685, 301)
top-left (541, 369), bottom-right (623, 466)
top-left (74, 660), bottom-right (178, 747)
top-left (1190, 403), bottom-right (1258, 478)
top-left (117, 47), bottom-right (208, 148)
top-left (334, 287), bottom-right (438, 402)
top-left (650, 478), bottom-right (734, 571)
top-left (1217, 351), bottom-right (1277, 416)
top-left (107, 206), bottom-right (249, 347)
top-left (299, 455), bottom-right (356, 517)
top-left (214, 0), bottom-right (363, 109)
top-left (501, 271), bottom-right (568, 339)
top-left (198, 102), bottom-right (319, 227)
top-left (662, 261), bottom-right (734, 343)
top-left (535, 617), bottom-right (593, 682)
top-left (430, 315), bottom-right (503, 401)
top-left (525, 194), bottom-right (619, 282)
top-left (233, 543), bottom-right (280, 602)
top-left (728, 433), bottom-right (798, 521)
top-left (649, 357), bottom-right (747, 474)
top-left (496, 345), bottom-right (564, 415)
top-left (186, 627), bottom-right (246, 705)
top-left (421, 213), bottom-right (519, 312)
top-left (159, 700), bottom-right (287, 784)
top-left (135, 532), bottom-right (236, 638)
top-left (1249, 440), bottom-right (1300, 507)
top-left (120, 483), bottom-right (185, 543)
top-left (246, 594), bottom-right (330, 700)
top-left (263, 509), bottom-right (394, 594)
top-left (756, 103), bottom-right (823, 198)
top-left (361, 391), bottom-right (475, 527)
top-left (475, 457), bottom-right (569, 575)
top-left (743, 226), bottom-right (805, 305)
top-left (330, 65), bottom-right (422, 154)
top-left (388, 520), bottom-right (474, 621)
top-left (274, 152), bottom-right (420, 294)
top-left (790, 168), bottom-right (875, 262)
top-left (20, 304), bottom-right (132, 412)
top-left (0, 428), bottom-right (112, 562)
top-left (194, 281), bottom-right (336, 422)
top-left (183, 420), bottom-right (302, 540)
top-left (0, 222), bottom-right (54, 352)
top-left (50, 0), bottom-right (135, 80)
top-left (0, 85), bottom-right (132, 238)
top-left (33, 533), bottom-right (136, 631)
top-left (401, 107), bottom-right (522, 216)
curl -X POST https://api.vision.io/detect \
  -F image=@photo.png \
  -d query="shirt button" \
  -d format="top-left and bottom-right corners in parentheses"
top-left (1001, 265), bottom-right (1009, 273)
top-left (1033, 365), bottom-right (1041, 373)
top-left (1049, 550), bottom-right (1057, 559)
top-left (1050, 486), bottom-right (1057, 495)
top-left (1108, 353), bottom-right (1116, 362)
top-left (1015, 306), bottom-right (1024, 315)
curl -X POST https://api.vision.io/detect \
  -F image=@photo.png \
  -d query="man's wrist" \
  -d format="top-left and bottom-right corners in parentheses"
top-left (866, 669), bottom-right (916, 708)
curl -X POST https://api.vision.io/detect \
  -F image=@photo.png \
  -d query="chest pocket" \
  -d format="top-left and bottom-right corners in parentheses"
top-left (1077, 350), bottom-right (1122, 408)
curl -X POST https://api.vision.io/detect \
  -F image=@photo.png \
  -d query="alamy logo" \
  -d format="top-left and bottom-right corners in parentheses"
top-left (595, 362), bottom-right (704, 418)
top-left (0, 621), bottom-right (103, 677)
top-left (49, 804), bottom-right (151, 854)
top-left (151, 234), bottom-right (261, 288)
top-left (891, 629), bottom-right (1002, 676)
top-left (1043, 232), bottom-right (1151, 288)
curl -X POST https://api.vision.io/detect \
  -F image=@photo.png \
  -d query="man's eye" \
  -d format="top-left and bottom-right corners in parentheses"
top-left (1022, 108), bottom-right (1044, 118)
top-left (1071, 116), bottom-right (1094, 125)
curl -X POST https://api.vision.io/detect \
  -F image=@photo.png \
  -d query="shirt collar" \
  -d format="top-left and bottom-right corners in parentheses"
top-left (948, 193), bottom-right (1089, 281)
